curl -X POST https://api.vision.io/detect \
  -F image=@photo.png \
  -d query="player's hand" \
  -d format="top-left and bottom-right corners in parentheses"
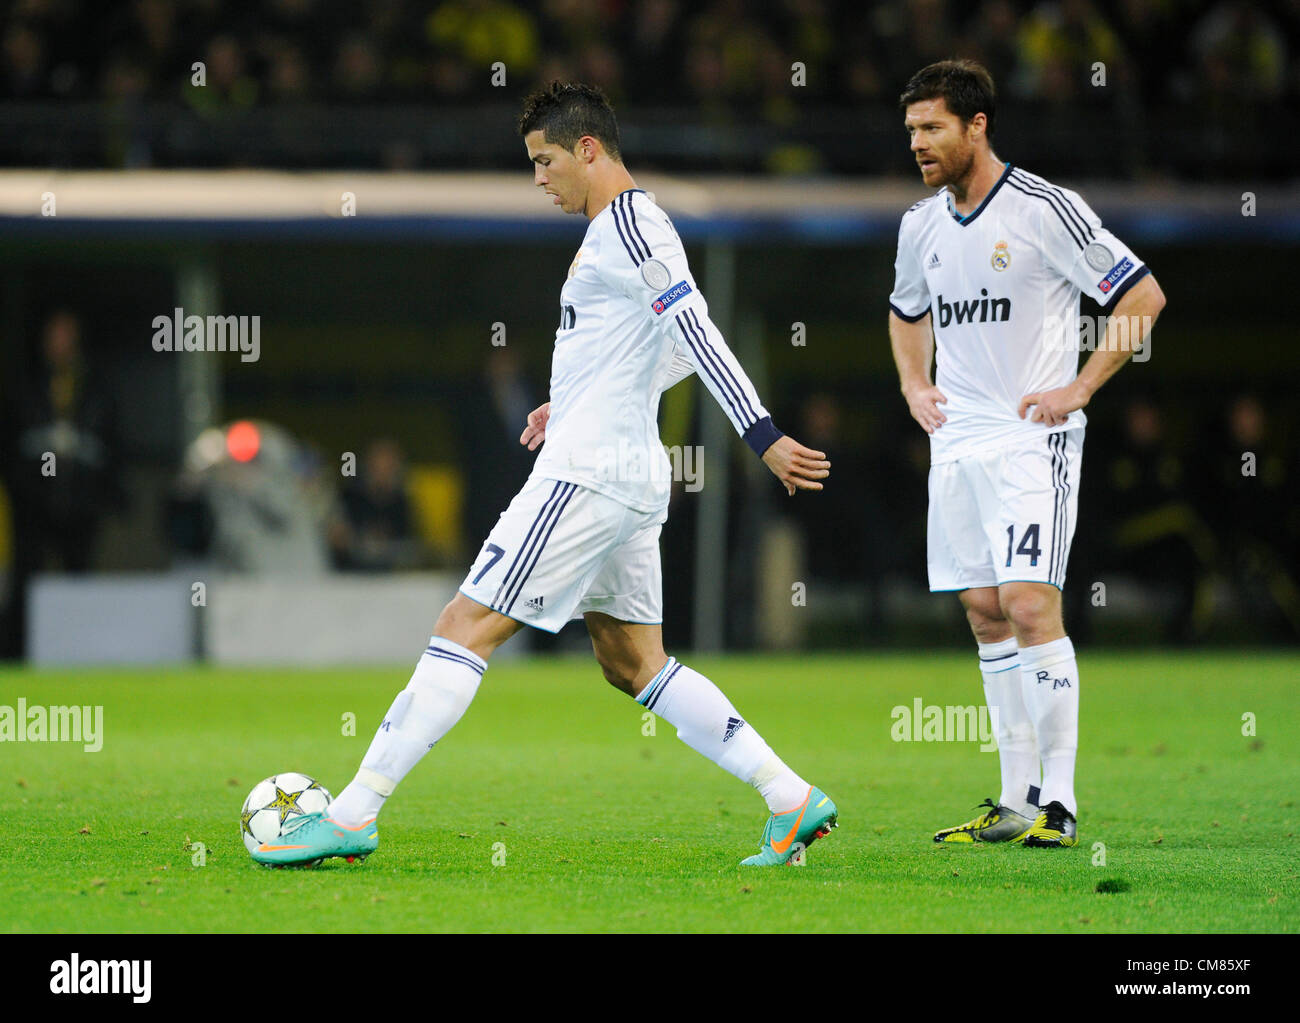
top-left (761, 435), bottom-right (830, 496)
top-left (1019, 381), bottom-right (1090, 427)
top-left (519, 402), bottom-right (551, 450)
top-left (903, 383), bottom-right (948, 434)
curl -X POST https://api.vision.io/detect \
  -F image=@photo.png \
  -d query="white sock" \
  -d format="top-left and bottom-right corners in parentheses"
top-left (636, 657), bottom-right (809, 813)
top-left (1019, 636), bottom-right (1079, 816)
top-left (328, 637), bottom-right (487, 827)
top-left (978, 637), bottom-right (1039, 818)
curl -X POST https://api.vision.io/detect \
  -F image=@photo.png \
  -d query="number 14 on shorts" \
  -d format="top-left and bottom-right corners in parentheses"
top-left (1005, 524), bottom-right (1042, 567)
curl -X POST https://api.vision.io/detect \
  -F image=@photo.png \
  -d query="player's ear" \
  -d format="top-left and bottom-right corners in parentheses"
top-left (575, 135), bottom-right (597, 163)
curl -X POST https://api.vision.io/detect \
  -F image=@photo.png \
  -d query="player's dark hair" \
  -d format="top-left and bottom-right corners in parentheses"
top-left (899, 60), bottom-right (996, 140)
top-left (517, 81), bottom-right (621, 160)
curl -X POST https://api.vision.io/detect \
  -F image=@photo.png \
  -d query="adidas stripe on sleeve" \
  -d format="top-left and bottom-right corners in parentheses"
top-left (889, 196), bottom-right (936, 322)
top-left (1006, 169), bottom-right (1148, 309)
top-left (597, 192), bottom-right (783, 457)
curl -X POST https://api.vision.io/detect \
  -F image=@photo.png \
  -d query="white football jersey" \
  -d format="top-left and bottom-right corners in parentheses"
top-left (530, 188), bottom-right (782, 512)
top-left (889, 164), bottom-right (1149, 465)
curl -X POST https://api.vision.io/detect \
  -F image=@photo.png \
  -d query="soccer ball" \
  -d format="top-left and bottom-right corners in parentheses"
top-left (240, 772), bottom-right (333, 861)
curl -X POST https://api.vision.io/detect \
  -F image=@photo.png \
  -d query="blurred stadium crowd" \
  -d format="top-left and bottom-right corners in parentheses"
top-left (3, 0), bottom-right (1297, 175)
top-left (6, 0), bottom-right (1294, 107)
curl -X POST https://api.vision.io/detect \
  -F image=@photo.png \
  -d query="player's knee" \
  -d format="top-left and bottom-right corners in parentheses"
top-left (1000, 586), bottom-right (1060, 636)
top-left (432, 597), bottom-right (470, 641)
top-left (965, 606), bottom-right (1007, 643)
top-left (961, 591), bottom-right (1007, 643)
top-left (432, 594), bottom-right (512, 660)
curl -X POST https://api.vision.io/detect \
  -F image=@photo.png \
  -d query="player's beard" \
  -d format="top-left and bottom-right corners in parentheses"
top-left (939, 143), bottom-right (976, 195)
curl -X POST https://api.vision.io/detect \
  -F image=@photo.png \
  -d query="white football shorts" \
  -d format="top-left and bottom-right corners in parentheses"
top-left (927, 428), bottom-right (1083, 592)
top-left (459, 476), bottom-right (666, 633)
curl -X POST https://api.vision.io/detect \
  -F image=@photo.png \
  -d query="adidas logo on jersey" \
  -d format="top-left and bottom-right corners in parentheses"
top-left (723, 716), bottom-right (745, 742)
top-left (927, 252), bottom-right (941, 270)
top-left (524, 596), bottom-right (545, 613)
top-left (936, 290), bottom-right (1011, 328)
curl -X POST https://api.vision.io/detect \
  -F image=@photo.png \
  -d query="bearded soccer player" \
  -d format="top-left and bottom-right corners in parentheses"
top-left (253, 82), bottom-right (837, 868)
top-left (888, 61), bottom-right (1166, 847)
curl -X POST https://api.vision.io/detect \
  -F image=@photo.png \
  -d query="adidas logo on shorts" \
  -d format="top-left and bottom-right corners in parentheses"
top-left (524, 596), bottom-right (545, 613)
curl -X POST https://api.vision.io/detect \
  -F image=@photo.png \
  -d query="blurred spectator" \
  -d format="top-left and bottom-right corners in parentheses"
top-left (169, 420), bottom-right (331, 575)
top-left (1099, 397), bottom-right (1217, 641)
top-left (12, 310), bottom-right (121, 574)
top-left (964, 0), bottom-right (1022, 92)
top-left (2, 21), bottom-right (47, 98)
top-left (1016, 0), bottom-right (1123, 103)
top-left (459, 346), bottom-right (538, 554)
top-left (621, 0), bottom-right (685, 99)
top-left (264, 39), bottom-right (312, 101)
top-left (329, 438), bottom-right (422, 571)
top-left (786, 393), bottom-right (870, 585)
top-left (331, 35), bottom-right (383, 101)
top-left (1204, 394), bottom-right (1300, 638)
top-left (183, 33), bottom-right (258, 112)
top-left (784, 392), bottom-right (899, 635)
top-left (1112, 0), bottom-right (1181, 104)
top-left (426, 0), bottom-right (540, 89)
top-left (130, 0), bottom-right (181, 88)
top-left (683, 0), bottom-right (786, 120)
top-left (4, 309), bottom-right (123, 653)
top-left (1191, 1), bottom-right (1287, 104)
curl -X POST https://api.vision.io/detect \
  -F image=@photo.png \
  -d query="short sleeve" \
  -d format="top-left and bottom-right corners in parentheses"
top-left (888, 213), bottom-right (931, 321)
top-left (1038, 185), bottom-right (1149, 309)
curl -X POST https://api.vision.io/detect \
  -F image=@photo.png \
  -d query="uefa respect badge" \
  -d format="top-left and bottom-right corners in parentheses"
top-left (651, 280), bottom-right (692, 315)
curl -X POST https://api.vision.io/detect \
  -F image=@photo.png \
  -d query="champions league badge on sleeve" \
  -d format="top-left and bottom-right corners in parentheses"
top-left (640, 258), bottom-right (671, 291)
top-left (1084, 242), bottom-right (1114, 272)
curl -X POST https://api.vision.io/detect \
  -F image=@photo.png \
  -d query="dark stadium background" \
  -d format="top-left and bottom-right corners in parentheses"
top-left (1, 0), bottom-right (1297, 660)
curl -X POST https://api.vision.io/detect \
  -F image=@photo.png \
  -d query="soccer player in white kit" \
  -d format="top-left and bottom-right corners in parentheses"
top-left (252, 82), bottom-right (838, 869)
top-left (888, 61), bottom-right (1166, 847)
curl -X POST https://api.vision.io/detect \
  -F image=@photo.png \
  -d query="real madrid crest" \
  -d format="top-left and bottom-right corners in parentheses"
top-left (567, 249), bottom-right (583, 279)
top-left (991, 240), bottom-right (1010, 271)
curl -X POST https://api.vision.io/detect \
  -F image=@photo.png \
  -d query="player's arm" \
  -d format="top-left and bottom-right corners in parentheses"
top-left (1020, 274), bottom-right (1166, 427)
top-left (1021, 189), bottom-right (1166, 426)
top-left (887, 212), bottom-right (943, 433)
top-left (889, 309), bottom-right (948, 434)
top-left (598, 203), bottom-right (828, 495)
top-left (668, 301), bottom-right (829, 495)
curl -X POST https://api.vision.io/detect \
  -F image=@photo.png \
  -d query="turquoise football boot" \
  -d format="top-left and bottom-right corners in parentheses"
top-left (740, 786), bottom-right (838, 866)
top-left (251, 811), bottom-right (378, 867)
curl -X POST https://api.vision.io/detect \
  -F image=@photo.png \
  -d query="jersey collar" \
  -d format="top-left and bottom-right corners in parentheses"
top-left (946, 162), bottom-right (1011, 226)
top-left (593, 187), bottom-right (648, 223)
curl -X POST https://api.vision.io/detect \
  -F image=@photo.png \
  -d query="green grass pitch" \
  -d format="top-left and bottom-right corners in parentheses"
top-left (2, 652), bottom-right (1297, 933)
